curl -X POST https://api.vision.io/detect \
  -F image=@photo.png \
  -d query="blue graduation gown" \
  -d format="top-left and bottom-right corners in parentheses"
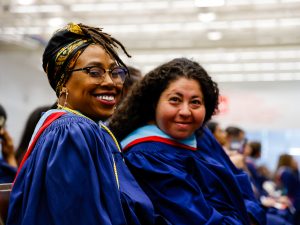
top-left (277, 167), bottom-right (300, 224)
top-left (121, 125), bottom-right (251, 225)
top-left (0, 159), bottom-right (17, 183)
top-left (196, 127), bottom-right (267, 225)
top-left (7, 111), bottom-right (155, 225)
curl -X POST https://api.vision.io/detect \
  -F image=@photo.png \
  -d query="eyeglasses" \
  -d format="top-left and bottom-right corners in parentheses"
top-left (69, 66), bottom-right (128, 83)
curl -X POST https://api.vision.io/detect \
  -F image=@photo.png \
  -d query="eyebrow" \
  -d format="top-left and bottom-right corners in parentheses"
top-left (167, 92), bottom-right (202, 99)
top-left (85, 61), bottom-right (117, 68)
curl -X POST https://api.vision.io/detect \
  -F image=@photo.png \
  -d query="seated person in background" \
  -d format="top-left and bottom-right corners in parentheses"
top-left (223, 126), bottom-right (249, 170)
top-left (244, 142), bottom-right (294, 224)
top-left (120, 65), bottom-right (142, 102)
top-left (244, 141), bottom-right (266, 197)
top-left (0, 105), bottom-right (17, 225)
top-left (275, 154), bottom-right (300, 225)
top-left (0, 104), bottom-right (17, 183)
top-left (198, 125), bottom-right (295, 225)
top-left (15, 105), bottom-right (52, 165)
top-left (197, 125), bottom-right (266, 225)
top-left (110, 57), bottom-right (256, 224)
top-left (206, 120), bottom-right (227, 146)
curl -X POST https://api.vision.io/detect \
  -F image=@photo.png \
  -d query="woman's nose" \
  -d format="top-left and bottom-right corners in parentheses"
top-left (179, 103), bottom-right (192, 117)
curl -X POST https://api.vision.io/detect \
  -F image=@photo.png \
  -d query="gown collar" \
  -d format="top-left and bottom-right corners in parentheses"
top-left (121, 124), bottom-right (197, 151)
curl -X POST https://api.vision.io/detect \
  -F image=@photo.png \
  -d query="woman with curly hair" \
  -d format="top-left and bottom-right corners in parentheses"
top-left (109, 58), bottom-right (253, 224)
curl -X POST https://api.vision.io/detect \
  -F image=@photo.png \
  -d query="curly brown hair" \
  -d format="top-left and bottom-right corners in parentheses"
top-left (109, 57), bottom-right (219, 141)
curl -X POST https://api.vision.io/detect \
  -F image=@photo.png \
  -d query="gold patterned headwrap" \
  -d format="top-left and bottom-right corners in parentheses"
top-left (42, 23), bottom-right (92, 96)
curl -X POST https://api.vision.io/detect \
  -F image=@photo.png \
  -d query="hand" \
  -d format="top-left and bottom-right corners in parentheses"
top-left (0, 127), bottom-right (17, 167)
top-left (229, 152), bottom-right (246, 170)
top-left (277, 195), bottom-right (292, 207)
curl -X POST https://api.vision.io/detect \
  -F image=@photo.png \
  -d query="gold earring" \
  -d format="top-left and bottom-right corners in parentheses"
top-left (57, 87), bottom-right (68, 108)
top-left (63, 88), bottom-right (68, 107)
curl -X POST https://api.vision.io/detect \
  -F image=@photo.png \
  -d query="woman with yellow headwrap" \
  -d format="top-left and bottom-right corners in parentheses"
top-left (6, 23), bottom-right (159, 225)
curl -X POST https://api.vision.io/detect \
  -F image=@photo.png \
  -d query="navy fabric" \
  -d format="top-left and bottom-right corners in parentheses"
top-left (103, 131), bottom-right (158, 225)
top-left (6, 113), bottom-right (155, 225)
top-left (123, 125), bottom-right (251, 225)
top-left (0, 159), bottom-right (16, 183)
top-left (196, 127), bottom-right (267, 225)
top-left (246, 158), bottom-right (268, 197)
top-left (278, 168), bottom-right (300, 225)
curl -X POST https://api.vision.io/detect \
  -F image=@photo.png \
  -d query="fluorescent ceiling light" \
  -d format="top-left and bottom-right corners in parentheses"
top-left (240, 52), bottom-right (258, 60)
top-left (289, 147), bottom-right (300, 156)
top-left (255, 19), bottom-right (277, 28)
top-left (260, 63), bottom-right (276, 71)
top-left (278, 73), bottom-right (296, 81)
top-left (243, 63), bottom-right (260, 71)
top-left (208, 21), bottom-right (229, 30)
top-left (261, 73), bottom-right (276, 81)
top-left (70, 3), bottom-right (118, 12)
top-left (122, 1), bottom-right (169, 10)
top-left (259, 52), bottom-right (277, 59)
top-left (231, 20), bottom-right (253, 29)
top-left (47, 18), bottom-right (64, 27)
top-left (195, 0), bottom-right (225, 7)
top-left (207, 31), bottom-right (222, 40)
top-left (172, 1), bottom-right (196, 8)
top-left (230, 74), bottom-right (245, 81)
top-left (10, 4), bottom-right (63, 13)
top-left (1, 26), bottom-right (42, 35)
top-left (281, 0), bottom-right (300, 2)
top-left (279, 62), bottom-right (297, 70)
top-left (226, 0), bottom-right (251, 5)
top-left (17, 0), bottom-right (35, 5)
top-left (278, 50), bottom-right (299, 58)
top-left (183, 22), bottom-right (205, 31)
top-left (71, 1), bottom-right (168, 12)
top-left (198, 13), bottom-right (216, 22)
top-left (252, 0), bottom-right (277, 4)
top-left (279, 18), bottom-right (300, 27)
top-left (245, 74), bottom-right (261, 81)
top-left (140, 23), bottom-right (181, 32)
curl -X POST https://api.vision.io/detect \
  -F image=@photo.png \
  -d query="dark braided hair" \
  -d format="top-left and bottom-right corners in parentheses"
top-left (78, 23), bottom-right (131, 70)
top-left (109, 57), bottom-right (219, 141)
top-left (43, 22), bottom-right (132, 95)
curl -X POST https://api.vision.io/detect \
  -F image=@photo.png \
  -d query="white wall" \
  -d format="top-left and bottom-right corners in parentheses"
top-left (214, 80), bottom-right (300, 130)
top-left (0, 48), bottom-right (56, 147)
top-left (212, 81), bottom-right (300, 171)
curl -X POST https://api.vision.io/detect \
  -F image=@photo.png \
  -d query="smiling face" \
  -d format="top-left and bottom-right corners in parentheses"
top-left (64, 44), bottom-right (123, 121)
top-left (155, 77), bottom-right (206, 140)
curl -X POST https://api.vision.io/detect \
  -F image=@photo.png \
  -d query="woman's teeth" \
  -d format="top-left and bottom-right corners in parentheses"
top-left (97, 95), bottom-right (115, 101)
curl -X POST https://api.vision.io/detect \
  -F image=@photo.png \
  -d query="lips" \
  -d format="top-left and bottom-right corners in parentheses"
top-left (95, 94), bottom-right (116, 105)
top-left (175, 121), bottom-right (192, 125)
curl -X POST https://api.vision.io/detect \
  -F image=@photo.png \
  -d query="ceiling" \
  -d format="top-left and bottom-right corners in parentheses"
top-left (1, 0), bottom-right (300, 82)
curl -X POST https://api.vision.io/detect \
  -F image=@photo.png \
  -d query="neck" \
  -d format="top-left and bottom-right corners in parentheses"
top-left (57, 104), bottom-right (90, 120)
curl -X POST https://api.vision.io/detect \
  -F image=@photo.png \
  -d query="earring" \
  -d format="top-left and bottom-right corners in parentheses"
top-left (57, 87), bottom-right (68, 108)
top-left (63, 88), bottom-right (68, 107)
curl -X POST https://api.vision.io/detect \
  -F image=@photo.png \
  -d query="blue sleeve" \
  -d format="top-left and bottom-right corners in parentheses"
top-left (235, 172), bottom-right (267, 225)
top-left (7, 116), bottom-right (126, 225)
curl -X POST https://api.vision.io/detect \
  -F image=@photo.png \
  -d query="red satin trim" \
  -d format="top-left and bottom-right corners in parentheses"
top-left (14, 112), bottom-right (66, 184)
top-left (123, 136), bottom-right (197, 152)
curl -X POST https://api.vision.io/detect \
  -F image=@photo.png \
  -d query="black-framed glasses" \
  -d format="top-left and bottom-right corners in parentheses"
top-left (69, 66), bottom-right (128, 83)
